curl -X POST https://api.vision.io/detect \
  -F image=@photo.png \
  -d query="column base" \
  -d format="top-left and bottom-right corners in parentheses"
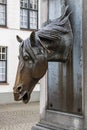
top-left (32, 125), bottom-right (51, 130)
top-left (31, 123), bottom-right (64, 130)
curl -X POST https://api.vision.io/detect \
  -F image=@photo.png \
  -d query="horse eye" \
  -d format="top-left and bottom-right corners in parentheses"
top-left (23, 55), bottom-right (29, 60)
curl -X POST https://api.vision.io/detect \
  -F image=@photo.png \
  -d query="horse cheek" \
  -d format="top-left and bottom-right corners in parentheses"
top-left (32, 56), bottom-right (48, 79)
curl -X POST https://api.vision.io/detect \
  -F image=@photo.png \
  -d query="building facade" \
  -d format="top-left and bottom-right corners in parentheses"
top-left (0, 0), bottom-right (40, 103)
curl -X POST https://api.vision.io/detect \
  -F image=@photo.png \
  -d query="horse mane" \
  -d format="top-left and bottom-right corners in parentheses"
top-left (18, 6), bottom-right (72, 64)
top-left (37, 5), bottom-right (72, 41)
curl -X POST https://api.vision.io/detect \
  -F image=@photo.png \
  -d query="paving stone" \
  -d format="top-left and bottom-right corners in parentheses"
top-left (0, 102), bottom-right (39, 130)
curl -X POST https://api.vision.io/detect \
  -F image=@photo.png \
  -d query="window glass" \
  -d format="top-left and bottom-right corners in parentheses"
top-left (20, 0), bottom-right (38, 29)
top-left (0, 1), bottom-right (6, 26)
top-left (21, 0), bottom-right (28, 8)
top-left (0, 47), bottom-right (7, 82)
top-left (0, 0), bottom-right (6, 4)
top-left (30, 0), bottom-right (37, 10)
top-left (20, 9), bottom-right (28, 28)
top-left (30, 11), bottom-right (37, 29)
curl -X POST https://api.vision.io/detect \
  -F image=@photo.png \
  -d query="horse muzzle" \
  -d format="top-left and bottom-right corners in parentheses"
top-left (13, 84), bottom-right (30, 104)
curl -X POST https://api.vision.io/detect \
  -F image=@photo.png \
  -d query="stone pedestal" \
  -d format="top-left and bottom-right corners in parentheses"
top-left (32, 0), bottom-right (87, 130)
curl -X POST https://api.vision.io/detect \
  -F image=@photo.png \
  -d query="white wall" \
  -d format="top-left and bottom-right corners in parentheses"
top-left (7, 0), bottom-right (20, 29)
top-left (0, 0), bottom-right (40, 97)
top-left (0, 29), bottom-right (32, 93)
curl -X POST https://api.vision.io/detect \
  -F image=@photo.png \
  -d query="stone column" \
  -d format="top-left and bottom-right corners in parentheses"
top-left (83, 0), bottom-right (87, 129)
top-left (32, 0), bottom-right (87, 130)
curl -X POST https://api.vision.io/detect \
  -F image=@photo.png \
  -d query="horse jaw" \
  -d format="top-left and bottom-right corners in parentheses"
top-left (22, 92), bottom-right (30, 104)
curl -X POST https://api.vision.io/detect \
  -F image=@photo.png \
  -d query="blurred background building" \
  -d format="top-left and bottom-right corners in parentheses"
top-left (0, 0), bottom-right (41, 104)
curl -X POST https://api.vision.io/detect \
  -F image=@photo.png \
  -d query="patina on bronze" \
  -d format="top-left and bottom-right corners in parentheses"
top-left (13, 6), bottom-right (73, 104)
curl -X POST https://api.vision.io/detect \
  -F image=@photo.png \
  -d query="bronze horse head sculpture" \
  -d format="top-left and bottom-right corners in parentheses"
top-left (13, 6), bottom-right (73, 103)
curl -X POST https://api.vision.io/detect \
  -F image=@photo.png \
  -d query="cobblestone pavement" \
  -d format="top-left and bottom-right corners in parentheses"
top-left (0, 102), bottom-right (39, 130)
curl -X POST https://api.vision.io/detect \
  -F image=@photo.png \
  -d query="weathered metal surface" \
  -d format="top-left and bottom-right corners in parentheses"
top-left (66, 0), bottom-right (82, 114)
top-left (48, 59), bottom-right (73, 113)
top-left (48, 0), bottom-right (82, 115)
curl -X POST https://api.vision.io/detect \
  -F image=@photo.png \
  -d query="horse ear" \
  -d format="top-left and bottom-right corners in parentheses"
top-left (30, 31), bottom-right (35, 46)
top-left (16, 35), bottom-right (23, 43)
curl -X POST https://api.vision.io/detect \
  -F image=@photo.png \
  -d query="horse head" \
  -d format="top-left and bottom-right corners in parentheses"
top-left (13, 5), bottom-right (73, 103)
top-left (13, 32), bottom-right (48, 103)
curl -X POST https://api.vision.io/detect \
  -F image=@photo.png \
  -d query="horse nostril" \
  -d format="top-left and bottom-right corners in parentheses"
top-left (17, 84), bottom-right (23, 93)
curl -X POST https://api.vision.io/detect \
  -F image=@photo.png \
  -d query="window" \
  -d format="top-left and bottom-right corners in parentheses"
top-left (0, 47), bottom-right (7, 83)
top-left (20, 0), bottom-right (38, 29)
top-left (0, 0), bottom-right (7, 26)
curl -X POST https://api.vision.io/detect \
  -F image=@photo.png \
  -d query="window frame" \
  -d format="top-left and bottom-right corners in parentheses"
top-left (0, 0), bottom-right (7, 27)
top-left (0, 46), bottom-right (7, 83)
top-left (20, 0), bottom-right (38, 30)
